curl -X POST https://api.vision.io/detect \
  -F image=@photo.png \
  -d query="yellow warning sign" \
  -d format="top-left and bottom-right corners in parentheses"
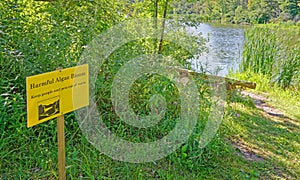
top-left (26, 64), bottom-right (89, 127)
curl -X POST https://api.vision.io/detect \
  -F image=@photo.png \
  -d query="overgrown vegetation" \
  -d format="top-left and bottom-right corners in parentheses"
top-left (241, 26), bottom-right (300, 89)
top-left (172, 0), bottom-right (300, 25)
top-left (1, 0), bottom-right (299, 179)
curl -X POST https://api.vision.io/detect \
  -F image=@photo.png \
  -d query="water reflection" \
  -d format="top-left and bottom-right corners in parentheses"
top-left (188, 23), bottom-right (244, 76)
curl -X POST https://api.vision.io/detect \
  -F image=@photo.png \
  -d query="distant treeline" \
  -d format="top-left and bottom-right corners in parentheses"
top-left (170, 0), bottom-right (300, 24)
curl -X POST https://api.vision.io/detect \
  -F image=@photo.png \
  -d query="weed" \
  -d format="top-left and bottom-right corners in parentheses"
top-left (241, 26), bottom-right (300, 89)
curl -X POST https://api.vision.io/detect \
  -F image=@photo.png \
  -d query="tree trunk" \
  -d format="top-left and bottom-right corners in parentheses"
top-left (158, 0), bottom-right (168, 54)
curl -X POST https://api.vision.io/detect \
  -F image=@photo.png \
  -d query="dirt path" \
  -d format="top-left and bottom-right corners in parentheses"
top-left (240, 91), bottom-right (288, 119)
top-left (229, 90), bottom-right (300, 178)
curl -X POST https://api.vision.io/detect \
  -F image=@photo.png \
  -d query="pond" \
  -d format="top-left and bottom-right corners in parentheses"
top-left (188, 23), bottom-right (244, 77)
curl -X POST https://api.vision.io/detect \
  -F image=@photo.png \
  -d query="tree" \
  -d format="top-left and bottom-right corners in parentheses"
top-left (234, 5), bottom-right (250, 23)
top-left (279, 0), bottom-right (300, 18)
top-left (247, 0), bottom-right (273, 23)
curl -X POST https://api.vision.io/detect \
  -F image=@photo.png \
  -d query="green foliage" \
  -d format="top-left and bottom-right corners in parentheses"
top-left (170, 0), bottom-right (300, 24)
top-left (0, 0), bottom-right (124, 177)
top-left (1, 0), bottom-right (300, 179)
top-left (242, 27), bottom-right (278, 75)
top-left (279, 0), bottom-right (299, 17)
top-left (0, 0), bottom-right (212, 178)
top-left (241, 26), bottom-right (300, 88)
top-left (234, 5), bottom-right (250, 24)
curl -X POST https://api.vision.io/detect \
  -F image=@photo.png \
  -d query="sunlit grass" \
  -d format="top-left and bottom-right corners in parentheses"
top-left (242, 26), bottom-right (300, 88)
top-left (231, 71), bottom-right (300, 119)
top-left (1, 0), bottom-right (300, 179)
top-left (227, 71), bottom-right (300, 178)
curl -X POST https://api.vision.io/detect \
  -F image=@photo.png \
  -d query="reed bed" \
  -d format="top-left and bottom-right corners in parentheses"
top-left (241, 26), bottom-right (300, 89)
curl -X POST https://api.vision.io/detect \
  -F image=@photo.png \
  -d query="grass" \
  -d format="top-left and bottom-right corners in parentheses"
top-left (227, 71), bottom-right (300, 179)
top-left (231, 71), bottom-right (300, 119)
top-left (242, 25), bottom-right (300, 89)
top-left (1, 0), bottom-right (300, 179)
top-left (1, 71), bottom-right (300, 179)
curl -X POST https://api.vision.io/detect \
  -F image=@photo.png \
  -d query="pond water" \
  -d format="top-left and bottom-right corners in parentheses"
top-left (188, 23), bottom-right (244, 76)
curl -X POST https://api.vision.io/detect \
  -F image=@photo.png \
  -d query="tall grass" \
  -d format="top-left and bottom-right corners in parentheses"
top-left (241, 26), bottom-right (300, 89)
top-left (0, 1), bottom-right (223, 178)
top-left (2, 1), bottom-right (300, 178)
